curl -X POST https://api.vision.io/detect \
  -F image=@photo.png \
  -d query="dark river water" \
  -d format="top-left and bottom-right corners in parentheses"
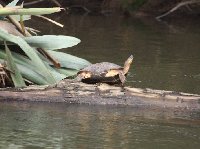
top-left (31, 14), bottom-right (200, 94)
top-left (1, 14), bottom-right (200, 148)
top-left (0, 102), bottom-right (200, 149)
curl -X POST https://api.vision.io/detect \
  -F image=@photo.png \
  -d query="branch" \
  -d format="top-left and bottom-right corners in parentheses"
top-left (69, 5), bottom-right (91, 13)
top-left (24, 0), bottom-right (62, 7)
top-left (23, 0), bottom-right (46, 6)
top-left (35, 15), bottom-right (64, 28)
top-left (156, 0), bottom-right (200, 20)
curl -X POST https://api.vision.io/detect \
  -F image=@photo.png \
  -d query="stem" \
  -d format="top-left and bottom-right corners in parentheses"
top-left (20, 15), bottom-right (26, 36)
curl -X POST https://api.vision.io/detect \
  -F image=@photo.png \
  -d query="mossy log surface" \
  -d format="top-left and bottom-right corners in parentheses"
top-left (0, 79), bottom-right (199, 110)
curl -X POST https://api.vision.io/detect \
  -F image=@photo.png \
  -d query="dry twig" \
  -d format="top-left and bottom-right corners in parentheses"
top-left (24, 0), bottom-right (61, 7)
top-left (156, 0), bottom-right (200, 20)
top-left (35, 15), bottom-right (64, 27)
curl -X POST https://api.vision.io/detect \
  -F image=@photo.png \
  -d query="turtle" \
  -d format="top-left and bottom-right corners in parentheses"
top-left (76, 55), bottom-right (133, 85)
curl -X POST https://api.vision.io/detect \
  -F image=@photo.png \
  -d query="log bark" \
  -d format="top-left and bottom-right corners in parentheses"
top-left (0, 79), bottom-right (199, 110)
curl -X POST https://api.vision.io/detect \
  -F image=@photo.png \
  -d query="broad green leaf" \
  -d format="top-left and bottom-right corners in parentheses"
top-left (0, 50), bottom-right (7, 59)
top-left (0, 28), bottom-right (56, 84)
top-left (24, 35), bottom-right (81, 50)
top-left (4, 42), bottom-right (26, 87)
top-left (48, 51), bottom-right (91, 70)
top-left (33, 51), bottom-right (78, 77)
top-left (6, 0), bottom-right (20, 7)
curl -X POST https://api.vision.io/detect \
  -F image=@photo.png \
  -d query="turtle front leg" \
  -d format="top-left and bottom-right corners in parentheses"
top-left (119, 72), bottom-right (126, 87)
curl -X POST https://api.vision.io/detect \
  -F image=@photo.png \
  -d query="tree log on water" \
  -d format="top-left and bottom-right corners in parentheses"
top-left (0, 79), bottom-right (199, 110)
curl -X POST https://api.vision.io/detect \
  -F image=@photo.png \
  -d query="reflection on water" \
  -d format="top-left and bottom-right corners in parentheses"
top-left (0, 102), bottom-right (200, 149)
top-left (27, 14), bottom-right (200, 94)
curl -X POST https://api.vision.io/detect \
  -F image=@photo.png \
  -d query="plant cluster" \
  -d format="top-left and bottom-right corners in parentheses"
top-left (0, 0), bottom-right (90, 87)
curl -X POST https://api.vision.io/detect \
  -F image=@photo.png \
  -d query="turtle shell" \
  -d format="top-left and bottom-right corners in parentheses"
top-left (77, 62), bottom-right (124, 84)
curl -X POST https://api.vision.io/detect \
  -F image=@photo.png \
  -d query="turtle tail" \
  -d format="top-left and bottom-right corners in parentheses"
top-left (123, 55), bottom-right (133, 74)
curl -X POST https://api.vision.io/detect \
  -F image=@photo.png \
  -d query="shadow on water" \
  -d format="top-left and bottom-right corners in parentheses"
top-left (27, 14), bottom-right (200, 94)
top-left (0, 102), bottom-right (200, 148)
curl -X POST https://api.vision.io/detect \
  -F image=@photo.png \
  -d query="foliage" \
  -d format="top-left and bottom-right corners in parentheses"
top-left (0, 0), bottom-right (90, 87)
top-left (4, 41), bottom-right (26, 87)
top-left (121, 0), bottom-right (147, 11)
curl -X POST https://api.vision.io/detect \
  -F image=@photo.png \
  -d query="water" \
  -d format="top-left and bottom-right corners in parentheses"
top-left (5, 14), bottom-right (199, 148)
top-left (0, 102), bottom-right (200, 149)
top-left (28, 14), bottom-right (200, 94)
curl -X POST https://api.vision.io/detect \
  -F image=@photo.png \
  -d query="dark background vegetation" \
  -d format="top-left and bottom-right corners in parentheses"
top-left (3, 0), bottom-right (200, 18)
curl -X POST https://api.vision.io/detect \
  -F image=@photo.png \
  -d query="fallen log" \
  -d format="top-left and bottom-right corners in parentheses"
top-left (0, 79), bottom-right (199, 111)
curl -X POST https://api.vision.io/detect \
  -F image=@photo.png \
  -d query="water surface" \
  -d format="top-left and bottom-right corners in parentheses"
top-left (28, 14), bottom-right (200, 94)
top-left (8, 14), bottom-right (199, 148)
top-left (0, 102), bottom-right (200, 149)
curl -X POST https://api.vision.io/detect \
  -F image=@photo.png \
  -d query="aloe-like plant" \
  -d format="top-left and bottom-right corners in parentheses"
top-left (0, 0), bottom-right (90, 87)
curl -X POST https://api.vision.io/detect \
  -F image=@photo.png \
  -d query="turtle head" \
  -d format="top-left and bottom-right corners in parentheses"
top-left (123, 55), bottom-right (133, 74)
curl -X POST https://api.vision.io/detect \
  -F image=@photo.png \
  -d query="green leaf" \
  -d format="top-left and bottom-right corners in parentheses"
top-left (13, 52), bottom-right (66, 82)
top-left (45, 65), bottom-right (67, 81)
top-left (5, 0), bottom-right (31, 21)
top-left (24, 35), bottom-right (81, 50)
top-left (10, 15), bottom-right (31, 21)
top-left (0, 7), bottom-right (62, 16)
top-left (48, 51), bottom-right (91, 70)
top-left (0, 56), bottom-right (47, 85)
top-left (0, 51), bottom-right (50, 85)
top-left (0, 28), bottom-right (56, 84)
top-left (0, 50), bottom-right (64, 85)
top-left (16, 64), bottom-right (50, 85)
top-left (55, 68), bottom-right (78, 77)
top-left (4, 41), bottom-right (26, 87)
top-left (6, 0), bottom-right (20, 7)
top-left (0, 0), bottom-right (22, 21)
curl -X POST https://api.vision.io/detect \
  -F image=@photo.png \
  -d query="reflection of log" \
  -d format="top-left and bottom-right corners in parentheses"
top-left (0, 79), bottom-right (200, 110)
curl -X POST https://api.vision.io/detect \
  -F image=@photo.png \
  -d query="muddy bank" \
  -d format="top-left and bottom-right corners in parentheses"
top-left (0, 79), bottom-right (199, 111)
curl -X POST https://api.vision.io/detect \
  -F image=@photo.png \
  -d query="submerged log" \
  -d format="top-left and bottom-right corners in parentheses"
top-left (0, 79), bottom-right (199, 110)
